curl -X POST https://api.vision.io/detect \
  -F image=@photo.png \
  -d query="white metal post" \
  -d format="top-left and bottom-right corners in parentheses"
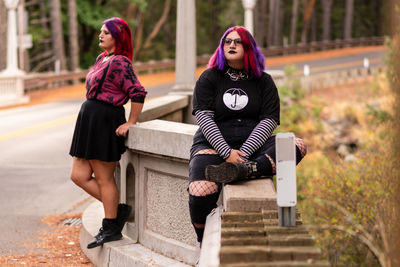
top-left (276, 132), bottom-right (297, 226)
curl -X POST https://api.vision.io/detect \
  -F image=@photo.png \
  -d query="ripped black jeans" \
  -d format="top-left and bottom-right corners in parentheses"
top-left (188, 119), bottom-right (306, 242)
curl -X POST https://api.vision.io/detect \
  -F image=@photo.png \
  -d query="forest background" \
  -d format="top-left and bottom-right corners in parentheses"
top-left (0, 0), bottom-right (391, 71)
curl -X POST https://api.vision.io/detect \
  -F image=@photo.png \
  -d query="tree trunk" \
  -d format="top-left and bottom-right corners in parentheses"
top-left (344, 0), bottom-right (354, 40)
top-left (311, 7), bottom-right (317, 42)
top-left (255, 0), bottom-right (267, 47)
top-left (300, 0), bottom-right (316, 44)
top-left (68, 0), bottom-right (79, 71)
top-left (49, 0), bottom-right (67, 71)
top-left (267, 0), bottom-right (275, 46)
top-left (133, 11), bottom-right (144, 60)
top-left (322, 0), bottom-right (333, 41)
top-left (0, 1), bottom-right (7, 70)
top-left (273, 0), bottom-right (282, 46)
top-left (290, 0), bottom-right (299, 45)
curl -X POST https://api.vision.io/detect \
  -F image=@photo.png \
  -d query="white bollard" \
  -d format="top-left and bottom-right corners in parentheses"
top-left (276, 132), bottom-right (297, 226)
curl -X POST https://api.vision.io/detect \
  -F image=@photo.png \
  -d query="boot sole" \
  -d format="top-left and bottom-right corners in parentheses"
top-left (205, 162), bottom-right (241, 183)
top-left (87, 233), bottom-right (123, 249)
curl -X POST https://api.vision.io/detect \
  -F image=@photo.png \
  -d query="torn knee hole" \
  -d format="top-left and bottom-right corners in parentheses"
top-left (193, 223), bottom-right (205, 228)
top-left (189, 181), bottom-right (218, 196)
top-left (194, 149), bottom-right (218, 156)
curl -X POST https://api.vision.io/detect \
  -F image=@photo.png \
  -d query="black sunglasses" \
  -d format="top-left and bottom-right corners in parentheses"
top-left (223, 38), bottom-right (242, 46)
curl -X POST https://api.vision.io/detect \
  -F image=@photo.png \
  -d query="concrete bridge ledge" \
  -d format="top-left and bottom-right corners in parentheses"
top-left (223, 178), bottom-right (278, 212)
top-left (80, 201), bottom-right (191, 267)
top-left (126, 119), bottom-right (198, 160)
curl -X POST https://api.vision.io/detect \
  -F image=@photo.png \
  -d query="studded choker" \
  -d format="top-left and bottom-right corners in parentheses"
top-left (225, 68), bottom-right (249, 81)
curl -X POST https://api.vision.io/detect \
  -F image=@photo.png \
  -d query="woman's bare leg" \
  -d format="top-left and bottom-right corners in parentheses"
top-left (90, 159), bottom-right (118, 219)
top-left (70, 157), bottom-right (101, 201)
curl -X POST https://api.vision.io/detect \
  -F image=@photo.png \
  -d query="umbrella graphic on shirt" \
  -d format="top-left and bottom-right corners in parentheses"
top-left (223, 88), bottom-right (249, 111)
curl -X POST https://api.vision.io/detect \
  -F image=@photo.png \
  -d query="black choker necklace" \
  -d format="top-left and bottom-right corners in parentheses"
top-left (105, 52), bottom-right (115, 57)
top-left (225, 68), bottom-right (249, 81)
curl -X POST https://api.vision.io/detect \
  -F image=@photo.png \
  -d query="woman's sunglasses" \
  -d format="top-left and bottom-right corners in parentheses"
top-left (223, 38), bottom-right (242, 46)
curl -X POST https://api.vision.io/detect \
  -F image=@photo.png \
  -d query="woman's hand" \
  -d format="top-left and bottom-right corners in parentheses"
top-left (116, 122), bottom-right (134, 137)
top-left (226, 149), bottom-right (246, 163)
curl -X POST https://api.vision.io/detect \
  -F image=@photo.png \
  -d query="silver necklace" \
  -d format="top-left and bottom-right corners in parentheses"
top-left (225, 68), bottom-right (249, 81)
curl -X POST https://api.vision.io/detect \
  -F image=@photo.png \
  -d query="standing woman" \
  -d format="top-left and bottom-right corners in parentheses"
top-left (69, 17), bottom-right (147, 249)
top-left (188, 26), bottom-right (307, 243)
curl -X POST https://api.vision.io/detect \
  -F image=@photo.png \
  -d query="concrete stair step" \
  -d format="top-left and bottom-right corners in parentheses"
top-left (263, 218), bottom-right (303, 226)
top-left (262, 209), bottom-right (301, 219)
top-left (264, 226), bottom-right (309, 235)
top-left (219, 260), bottom-right (330, 267)
top-left (221, 234), bottom-right (315, 247)
top-left (222, 212), bottom-right (263, 222)
top-left (222, 227), bottom-right (265, 238)
top-left (219, 246), bottom-right (323, 263)
top-left (222, 219), bottom-right (302, 227)
top-left (222, 210), bottom-right (301, 222)
top-left (222, 221), bottom-right (265, 228)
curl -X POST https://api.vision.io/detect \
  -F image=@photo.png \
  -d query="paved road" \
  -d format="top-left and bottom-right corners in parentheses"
top-left (267, 49), bottom-right (386, 75)
top-left (0, 47), bottom-right (386, 255)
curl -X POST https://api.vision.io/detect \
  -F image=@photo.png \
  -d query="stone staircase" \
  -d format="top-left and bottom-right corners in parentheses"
top-left (199, 179), bottom-right (330, 267)
top-left (219, 210), bottom-right (330, 267)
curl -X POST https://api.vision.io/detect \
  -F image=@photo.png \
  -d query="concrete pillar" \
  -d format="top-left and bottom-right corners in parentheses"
top-left (0, 0), bottom-right (29, 107)
top-left (173, 0), bottom-right (196, 92)
top-left (242, 0), bottom-right (257, 36)
top-left (2, 0), bottom-right (23, 75)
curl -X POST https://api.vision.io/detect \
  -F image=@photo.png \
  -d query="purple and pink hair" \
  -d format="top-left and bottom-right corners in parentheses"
top-left (208, 26), bottom-right (265, 77)
top-left (102, 17), bottom-right (133, 62)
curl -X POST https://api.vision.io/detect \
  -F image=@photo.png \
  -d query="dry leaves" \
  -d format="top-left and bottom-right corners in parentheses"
top-left (0, 213), bottom-right (93, 267)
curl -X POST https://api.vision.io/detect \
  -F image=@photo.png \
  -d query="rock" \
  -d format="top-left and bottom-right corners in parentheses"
top-left (344, 154), bottom-right (359, 163)
top-left (337, 144), bottom-right (350, 157)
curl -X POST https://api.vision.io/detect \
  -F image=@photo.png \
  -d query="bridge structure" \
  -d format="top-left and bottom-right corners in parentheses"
top-left (0, 0), bottom-right (386, 266)
top-left (78, 1), bottom-right (383, 266)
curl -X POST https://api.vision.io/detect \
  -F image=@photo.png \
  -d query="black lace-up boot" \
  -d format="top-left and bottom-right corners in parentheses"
top-left (205, 161), bottom-right (259, 183)
top-left (117, 204), bottom-right (132, 232)
top-left (87, 218), bottom-right (122, 249)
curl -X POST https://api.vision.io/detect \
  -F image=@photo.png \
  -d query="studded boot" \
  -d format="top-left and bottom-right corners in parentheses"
top-left (205, 161), bottom-right (259, 183)
top-left (117, 203), bottom-right (132, 232)
top-left (87, 218), bottom-right (122, 249)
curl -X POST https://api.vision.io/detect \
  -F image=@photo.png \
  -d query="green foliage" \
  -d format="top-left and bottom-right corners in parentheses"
top-left (366, 104), bottom-right (392, 123)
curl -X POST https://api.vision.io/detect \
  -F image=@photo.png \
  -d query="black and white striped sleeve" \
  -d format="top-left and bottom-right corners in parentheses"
top-left (240, 118), bottom-right (277, 158)
top-left (195, 110), bottom-right (232, 159)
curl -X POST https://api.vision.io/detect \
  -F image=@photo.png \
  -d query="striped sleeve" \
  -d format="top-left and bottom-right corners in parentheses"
top-left (195, 110), bottom-right (232, 159)
top-left (240, 118), bottom-right (277, 157)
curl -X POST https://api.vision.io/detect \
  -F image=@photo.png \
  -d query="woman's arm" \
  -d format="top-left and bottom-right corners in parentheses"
top-left (116, 102), bottom-right (144, 137)
top-left (195, 110), bottom-right (232, 159)
top-left (239, 118), bottom-right (277, 158)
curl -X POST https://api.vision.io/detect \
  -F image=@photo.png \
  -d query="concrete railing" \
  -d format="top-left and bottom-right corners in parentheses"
top-left (299, 65), bottom-right (386, 92)
top-left (0, 74), bottom-right (29, 107)
top-left (23, 37), bottom-right (385, 92)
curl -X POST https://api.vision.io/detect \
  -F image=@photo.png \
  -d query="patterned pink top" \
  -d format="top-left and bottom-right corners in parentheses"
top-left (86, 54), bottom-right (147, 106)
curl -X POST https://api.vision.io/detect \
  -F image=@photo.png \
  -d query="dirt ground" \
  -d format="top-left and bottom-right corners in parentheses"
top-left (0, 45), bottom-right (386, 266)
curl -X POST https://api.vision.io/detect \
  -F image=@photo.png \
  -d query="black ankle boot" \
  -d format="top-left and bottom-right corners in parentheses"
top-left (117, 203), bottom-right (132, 232)
top-left (205, 161), bottom-right (259, 183)
top-left (87, 218), bottom-right (122, 249)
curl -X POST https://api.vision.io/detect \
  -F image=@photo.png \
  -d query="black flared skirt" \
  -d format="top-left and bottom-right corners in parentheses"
top-left (69, 99), bottom-right (126, 162)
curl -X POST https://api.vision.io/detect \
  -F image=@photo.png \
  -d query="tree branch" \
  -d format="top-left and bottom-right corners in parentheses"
top-left (143, 0), bottom-right (171, 49)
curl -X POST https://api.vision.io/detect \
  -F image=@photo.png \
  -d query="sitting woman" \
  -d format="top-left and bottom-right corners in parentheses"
top-left (188, 26), bottom-right (307, 243)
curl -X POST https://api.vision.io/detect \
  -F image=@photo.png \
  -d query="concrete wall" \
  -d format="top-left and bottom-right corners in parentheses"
top-left (117, 120), bottom-right (199, 265)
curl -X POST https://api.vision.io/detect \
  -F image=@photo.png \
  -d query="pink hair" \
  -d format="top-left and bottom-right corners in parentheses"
top-left (102, 17), bottom-right (134, 62)
top-left (208, 26), bottom-right (265, 77)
